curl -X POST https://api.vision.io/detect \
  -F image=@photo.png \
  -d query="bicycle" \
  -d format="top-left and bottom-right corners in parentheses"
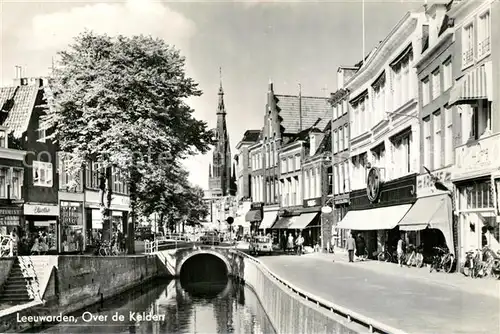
top-left (98, 241), bottom-right (119, 256)
top-left (377, 247), bottom-right (393, 263)
top-left (429, 246), bottom-right (454, 273)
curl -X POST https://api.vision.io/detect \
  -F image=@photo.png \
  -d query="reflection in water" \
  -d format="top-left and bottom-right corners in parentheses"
top-left (32, 278), bottom-right (275, 334)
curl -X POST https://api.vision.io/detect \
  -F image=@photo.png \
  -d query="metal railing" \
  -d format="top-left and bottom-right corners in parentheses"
top-left (237, 251), bottom-right (408, 334)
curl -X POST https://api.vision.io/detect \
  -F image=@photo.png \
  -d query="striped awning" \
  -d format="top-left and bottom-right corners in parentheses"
top-left (449, 61), bottom-right (492, 106)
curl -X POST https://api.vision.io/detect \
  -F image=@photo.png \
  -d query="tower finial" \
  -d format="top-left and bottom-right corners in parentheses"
top-left (219, 67), bottom-right (222, 87)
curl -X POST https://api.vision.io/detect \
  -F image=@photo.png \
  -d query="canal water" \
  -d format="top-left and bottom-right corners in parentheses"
top-left (32, 278), bottom-right (276, 334)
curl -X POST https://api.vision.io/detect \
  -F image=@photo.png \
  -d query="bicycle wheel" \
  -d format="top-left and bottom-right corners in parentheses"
top-left (98, 247), bottom-right (107, 256)
top-left (462, 265), bottom-right (471, 277)
top-left (377, 252), bottom-right (386, 262)
top-left (416, 254), bottom-right (424, 268)
top-left (443, 254), bottom-right (454, 273)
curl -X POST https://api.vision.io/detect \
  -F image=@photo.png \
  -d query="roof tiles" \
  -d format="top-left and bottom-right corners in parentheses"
top-left (275, 95), bottom-right (331, 134)
top-left (0, 85), bottom-right (39, 138)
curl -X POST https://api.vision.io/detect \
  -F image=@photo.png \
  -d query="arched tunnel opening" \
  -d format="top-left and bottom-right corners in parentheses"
top-left (179, 254), bottom-right (229, 299)
top-left (180, 254), bottom-right (229, 283)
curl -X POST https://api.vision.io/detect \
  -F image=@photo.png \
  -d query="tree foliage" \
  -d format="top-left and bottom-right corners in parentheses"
top-left (46, 31), bottom-right (214, 241)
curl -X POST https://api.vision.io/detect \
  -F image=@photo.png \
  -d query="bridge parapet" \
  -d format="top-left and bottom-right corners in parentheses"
top-left (154, 246), bottom-right (245, 279)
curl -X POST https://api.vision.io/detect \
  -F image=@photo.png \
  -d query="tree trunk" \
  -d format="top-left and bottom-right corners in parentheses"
top-left (127, 168), bottom-right (139, 254)
top-left (99, 167), bottom-right (113, 242)
top-left (159, 213), bottom-right (165, 235)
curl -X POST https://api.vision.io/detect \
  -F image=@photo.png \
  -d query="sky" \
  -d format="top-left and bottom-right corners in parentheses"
top-left (0, 0), bottom-right (426, 189)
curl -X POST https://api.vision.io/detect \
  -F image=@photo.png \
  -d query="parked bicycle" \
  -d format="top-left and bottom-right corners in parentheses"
top-left (97, 241), bottom-right (119, 256)
top-left (377, 246), bottom-right (393, 263)
top-left (463, 246), bottom-right (500, 279)
top-left (429, 246), bottom-right (454, 273)
top-left (405, 244), bottom-right (424, 268)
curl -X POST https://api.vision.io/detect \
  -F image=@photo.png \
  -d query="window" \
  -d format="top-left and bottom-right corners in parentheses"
top-left (0, 168), bottom-right (6, 198)
top-left (288, 156), bottom-right (294, 172)
top-left (478, 10), bottom-right (491, 58)
top-left (391, 132), bottom-right (412, 177)
top-left (0, 130), bottom-right (6, 148)
top-left (391, 50), bottom-right (413, 109)
top-left (339, 163), bottom-right (344, 193)
top-left (431, 69), bottom-right (441, 100)
top-left (344, 125), bottom-right (349, 149)
top-left (339, 127), bottom-right (344, 151)
top-left (444, 106), bottom-right (454, 166)
top-left (443, 58), bottom-right (452, 91)
top-left (343, 100), bottom-right (348, 115)
top-left (372, 75), bottom-right (386, 126)
top-left (344, 162), bottom-right (350, 193)
top-left (433, 111), bottom-right (442, 169)
top-left (422, 77), bottom-right (430, 105)
top-left (295, 155), bottom-right (301, 170)
top-left (33, 161), bottom-right (53, 187)
top-left (334, 165), bottom-right (339, 195)
top-left (423, 117), bottom-right (431, 168)
top-left (58, 153), bottom-right (83, 192)
top-left (327, 166), bottom-right (333, 195)
top-left (37, 127), bottom-right (47, 143)
top-left (334, 130), bottom-right (338, 154)
top-left (11, 169), bottom-right (23, 199)
top-left (463, 23), bottom-right (474, 67)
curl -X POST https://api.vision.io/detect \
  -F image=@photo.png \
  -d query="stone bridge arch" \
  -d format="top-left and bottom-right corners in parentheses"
top-left (175, 248), bottom-right (233, 277)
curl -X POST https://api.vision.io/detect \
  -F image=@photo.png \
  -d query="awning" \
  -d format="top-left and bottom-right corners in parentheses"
top-left (337, 204), bottom-right (412, 230)
top-left (288, 212), bottom-right (318, 229)
top-left (399, 194), bottom-right (454, 254)
top-left (258, 210), bottom-right (278, 230)
top-left (245, 209), bottom-right (262, 222)
top-left (449, 61), bottom-right (492, 106)
top-left (272, 216), bottom-right (298, 229)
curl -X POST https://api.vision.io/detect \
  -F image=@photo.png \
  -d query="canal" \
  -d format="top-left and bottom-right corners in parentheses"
top-left (30, 278), bottom-right (276, 334)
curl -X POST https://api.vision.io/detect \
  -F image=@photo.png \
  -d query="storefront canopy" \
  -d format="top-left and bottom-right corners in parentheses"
top-left (259, 210), bottom-right (278, 230)
top-left (245, 209), bottom-right (262, 222)
top-left (449, 61), bottom-right (492, 106)
top-left (233, 216), bottom-right (250, 228)
top-left (337, 204), bottom-right (412, 230)
top-left (272, 213), bottom-right (319, 230)
top-left (398, 194), bottom-right (454, 254)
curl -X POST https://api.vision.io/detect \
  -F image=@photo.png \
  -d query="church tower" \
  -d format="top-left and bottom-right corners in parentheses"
top-left (209, 68), bottom-right (233, 197)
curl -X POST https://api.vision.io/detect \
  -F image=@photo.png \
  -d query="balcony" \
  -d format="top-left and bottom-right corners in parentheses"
top-left (462, 49), bottom-right (474, 68)
top-left (478, 37), bottom-right (491, 59)
top-left (453, 133), bottom-right (500, 181)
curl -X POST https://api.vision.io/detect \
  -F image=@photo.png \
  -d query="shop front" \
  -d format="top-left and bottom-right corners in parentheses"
top-left (245, 202), bottom-right (263, 235)
top-left (233, 201), bottom-right (252, 238)
top-left (337, 169), bottom-right (417, 258)
top-left (60, 201), bottom-right (84, 253)
top-left (0, 206), bottom-right (23, 236)
top-left (259, 205), bottom-right (279, 236)
top-left (453, 133), bottom-right (500, 266)
top-left (84, 191), bottom-right (130, 246)
top-left (396, 168), bottom-right (456, 259)
top-left (333, 194), bottom-right (350, 249)
top-left (24, 203), bottom-right (59, 254)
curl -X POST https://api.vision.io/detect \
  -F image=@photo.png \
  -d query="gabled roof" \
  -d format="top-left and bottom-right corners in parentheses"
top-left (0, 85), bottom-right (39, 139)
top-left (275, 95), bottom-right (330, 134)
top-left (241, 130), bottom-right (260, 143)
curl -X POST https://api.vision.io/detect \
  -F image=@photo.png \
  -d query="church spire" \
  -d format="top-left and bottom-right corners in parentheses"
top-left (209, 163), bottom-right (212, 178)
top-left (217, 67), bottom-right (225, 114)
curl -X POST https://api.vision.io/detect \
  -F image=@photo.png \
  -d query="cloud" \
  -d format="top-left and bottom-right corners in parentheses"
top-left (20, 0), bottom-right (195, 52)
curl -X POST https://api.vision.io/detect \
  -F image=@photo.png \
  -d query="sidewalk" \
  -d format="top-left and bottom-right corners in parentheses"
top-left (303, 251), bottom-right (500, 299)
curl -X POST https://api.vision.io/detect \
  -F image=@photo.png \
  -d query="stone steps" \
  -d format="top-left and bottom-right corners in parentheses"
top-left (0, 259), bottom-right (33, 303)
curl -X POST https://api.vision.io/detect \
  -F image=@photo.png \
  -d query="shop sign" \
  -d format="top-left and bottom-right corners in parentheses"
top-left (417, 169), bottom-right (453, 197)
top-left (455, 133), bottom-right (500, 176)
top-left (303, 198), bottom-right (321, 207)
top-left (112, 195), bottom-right (130, 207)
top-left (251, 202), bottom-right (264, 209)
top-left (367, 167), bottom-right (382, 202)
top-left (24, 204), bottom-right (59, 216)
top-left (0, 208), bottom-right (22, 216)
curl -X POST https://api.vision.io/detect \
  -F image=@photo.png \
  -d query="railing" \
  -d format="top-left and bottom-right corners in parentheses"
top-left (237, 251), bottom-right (407, 334)
top-left (479, 37), bottom-right (491, 57)
top-left (462, 49), bottom-right (474, 67)
top-left (17, 256), bottom-right (43, 302)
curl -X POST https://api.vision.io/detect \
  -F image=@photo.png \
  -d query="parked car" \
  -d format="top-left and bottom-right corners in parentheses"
top-left (200, 231), bottom-right (220, 245)
top-left (249, 236), bottom-right (273, 255)
top-left (135, 227), bottom-right (153, 241)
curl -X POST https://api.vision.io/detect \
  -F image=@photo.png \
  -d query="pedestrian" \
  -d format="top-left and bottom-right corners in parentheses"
top-left (397, 235), bottom-right (405, 267)
top-left (281, 231), bottom-right (287, 252)
top-left (296, 233), bottom-right (304, 256)
top-left (287, 233), bottom-right (294, 254)
top-left (346, 233), bottom-right (356, 263)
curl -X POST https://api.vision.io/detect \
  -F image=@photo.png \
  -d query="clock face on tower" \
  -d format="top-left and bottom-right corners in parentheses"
top-left (366, 167), bottom-right (382, 202)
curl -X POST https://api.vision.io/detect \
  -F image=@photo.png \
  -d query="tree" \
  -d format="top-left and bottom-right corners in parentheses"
top-left (46, 31), bottom-right (214, 251)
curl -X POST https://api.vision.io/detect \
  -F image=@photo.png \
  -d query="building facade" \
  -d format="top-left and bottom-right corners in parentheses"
top-left (235, 130), bottom-right (260, 201)
top-left (447, 0), bottom-right (499, 265)
top-left (412, 2), bottom-right (457, 258)
top-left (338, 10), bottom-right (425, 258)
top-left (246, 82), bottom-right (330, 235)
top-left (329, 70), bottom-right (353, 250)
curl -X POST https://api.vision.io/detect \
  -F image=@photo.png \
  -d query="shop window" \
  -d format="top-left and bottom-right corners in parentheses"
top-left (33, 161), bottom-right (53, 188)
top-left (60, 201), bottom-right (84, 252)
top-left (11, 169), bottom-right (23, 199)
top-left (30, 221), bottom-right (57, 253)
